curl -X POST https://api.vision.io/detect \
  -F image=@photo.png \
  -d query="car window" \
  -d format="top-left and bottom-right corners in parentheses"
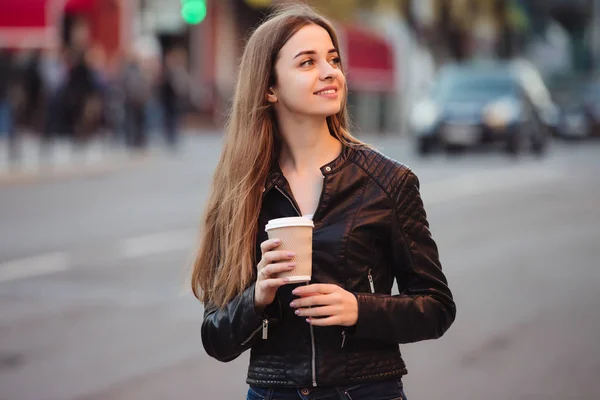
top-left (432, 69), bottom-right (518, 102)
top-left (584, 83), bottom-right (600, 101)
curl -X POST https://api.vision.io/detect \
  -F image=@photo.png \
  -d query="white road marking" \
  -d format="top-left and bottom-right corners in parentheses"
top-left (0, 252), bottom-right (70, 283)
top-left (118, 228), bottom-right (198, 259)
top-left (421, 165), bottom-right (564, 205)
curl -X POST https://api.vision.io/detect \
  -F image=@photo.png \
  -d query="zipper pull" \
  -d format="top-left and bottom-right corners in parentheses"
top-left (368, 269), bottom-right (375, 293)
top-left (262, 319), bottom-right (269, 340)
top-left (341, 329), bottom-right (347, 348)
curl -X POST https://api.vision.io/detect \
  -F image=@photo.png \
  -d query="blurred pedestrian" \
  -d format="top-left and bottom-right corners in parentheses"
top-left (122, 52), bottom-right (150, 150)
top-left (159, 47), bottom-right (188, 149)
top-left (190, 4), bottom-right (455, 400)
top-left (0, 50), bottom-right (14, 138)
top-left (13, 50), bottom-right (44, 135)
top-left (40, 47), bottom-right (68, 148)
top-left (104, 56), bottom-right (127, 146)
top-left (81, 44), bottom-right (108, 138)
top-left (61, 50), bottom-right (103, 144)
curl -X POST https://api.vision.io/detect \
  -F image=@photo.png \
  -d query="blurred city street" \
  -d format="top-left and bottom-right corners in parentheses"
top-left (0, 132), bottom-right (599, 400)
top-left (1, 0), bottom-right (600, 398)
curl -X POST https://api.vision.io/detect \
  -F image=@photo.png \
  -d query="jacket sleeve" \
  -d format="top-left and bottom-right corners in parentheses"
top-left (201, 283), bottom-right (282, 362)
top-left (353, 169), bottom-right (456, 344)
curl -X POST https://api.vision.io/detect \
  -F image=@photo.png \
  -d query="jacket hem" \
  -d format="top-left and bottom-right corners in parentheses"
top-left (246, 368), bottom-right (407, 388)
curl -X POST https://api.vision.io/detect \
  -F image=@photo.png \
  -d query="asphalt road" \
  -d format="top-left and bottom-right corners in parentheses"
top-left (1, 134), bottom-right (599, 400)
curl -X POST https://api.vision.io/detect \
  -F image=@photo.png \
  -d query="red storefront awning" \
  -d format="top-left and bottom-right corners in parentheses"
top-left (0, 0), bottom-right (62, 48)
top-left (0, 0), bottom-right (48, 29)
top-left (64, 0), bottom-right (98, 14)
top-left (338, 25), bottom-right (395, 93)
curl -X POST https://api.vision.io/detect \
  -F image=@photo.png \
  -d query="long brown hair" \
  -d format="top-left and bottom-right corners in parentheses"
top-left (191, 3), bottom-right (368, 308)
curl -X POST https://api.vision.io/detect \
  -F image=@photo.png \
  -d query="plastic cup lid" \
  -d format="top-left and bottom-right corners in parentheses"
top-left (265, 216), bottom-right (315, 231)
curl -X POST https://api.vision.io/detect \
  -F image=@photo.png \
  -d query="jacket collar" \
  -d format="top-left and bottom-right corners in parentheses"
top-left (263, 142), bottom-right (353, 195)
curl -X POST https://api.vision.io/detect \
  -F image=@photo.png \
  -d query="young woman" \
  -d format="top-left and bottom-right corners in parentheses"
top-left (191, 4), bottom-right (456, 400)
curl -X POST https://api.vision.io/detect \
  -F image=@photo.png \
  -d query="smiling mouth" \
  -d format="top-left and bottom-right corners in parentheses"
top-left (314, 89), bottom-right (337, 95)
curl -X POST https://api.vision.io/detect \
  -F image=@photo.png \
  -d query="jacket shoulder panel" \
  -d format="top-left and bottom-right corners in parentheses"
top-left (349, 147), bottom-right (413, 199)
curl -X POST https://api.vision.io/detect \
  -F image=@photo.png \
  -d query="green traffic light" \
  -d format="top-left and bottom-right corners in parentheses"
top-left (181, 1), bottom-right (207, 25)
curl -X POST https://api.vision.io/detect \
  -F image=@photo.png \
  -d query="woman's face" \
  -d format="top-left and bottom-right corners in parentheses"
top-left (269, 24), bottom-right (345, 119)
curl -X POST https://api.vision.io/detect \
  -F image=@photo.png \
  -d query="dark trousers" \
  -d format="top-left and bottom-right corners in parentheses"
top-left (247, 379), bottom-right (407, 400)
top-left (0, 99), bottom-right (11, 136)
top-left (1, 99), bottom-right (19, 164)
top-left (163, 108), bottom-right (178, 148)
top-left (125, 103), bottom-right (146, 149)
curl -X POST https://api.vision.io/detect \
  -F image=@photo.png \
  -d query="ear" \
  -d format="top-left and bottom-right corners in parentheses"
top-left (266, 87), bottom-right (277, 103)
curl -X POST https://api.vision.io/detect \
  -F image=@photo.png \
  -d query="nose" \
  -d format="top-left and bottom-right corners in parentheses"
top-left (319, 60), bottom-right (338, 81)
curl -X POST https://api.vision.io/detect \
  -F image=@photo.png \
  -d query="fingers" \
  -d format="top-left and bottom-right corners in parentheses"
top-left (263, 250), bottom-right (296, 264)
top-left (294, 305), bottom-right (339, 318)
top-left (257, 277), bottom-right (290, 289)
top-left (260, 238), bottom-right (281, 254)
top-left (292, 283), bottom-right (338, 297)
top-left (289, 294), bottom-right (331, 308)
top-left (289, 286), bottom-right (358, 327)
top-left (259, 262), bottom-right (295, 279)
top-left (257, 240), bottom-right (295, 272)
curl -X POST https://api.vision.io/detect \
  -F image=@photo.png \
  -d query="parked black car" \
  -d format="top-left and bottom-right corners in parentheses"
top-left (584, 81), bottom-right (600, 136)
top-left (411, 60), bottom-right (551, 156)
top-left (550, 75), bottom-right (600, 139)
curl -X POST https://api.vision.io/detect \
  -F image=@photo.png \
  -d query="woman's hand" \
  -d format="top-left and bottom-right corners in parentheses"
top-left (254, 238), bottom-right (296, 310)
top-left (289, 284), bottom-right (358, 327)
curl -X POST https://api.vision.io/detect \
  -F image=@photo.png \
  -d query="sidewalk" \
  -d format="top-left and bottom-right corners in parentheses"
top-left (0, 131), bottom-right (410, 186)
top-left (0, 135), bottom-right (152, 186)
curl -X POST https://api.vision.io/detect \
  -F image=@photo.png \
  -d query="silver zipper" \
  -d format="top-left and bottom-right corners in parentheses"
top-left (341, 329), bottom-right (347, 349)
top-left (311, 174), bottom-right (327, 221)
top-left (240, 320), bottom-right (266, 346)
top-left (274, 185), bottom-right (317, 386)
top-left (310, 323), bottom-right (317, 387)
top-left (262, 319), bottom-right (269, 339)
top-left (368, 269), bottom-right (375, 293)
top-left (274, 185), bottom-right (302, 216)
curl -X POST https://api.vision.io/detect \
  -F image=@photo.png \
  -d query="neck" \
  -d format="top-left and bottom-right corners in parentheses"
top-left (277, 117), bottom-right (342, 175)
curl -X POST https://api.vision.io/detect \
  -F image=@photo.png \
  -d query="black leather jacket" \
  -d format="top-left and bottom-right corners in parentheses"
top-left (201, 145), bottom-right (456, 388)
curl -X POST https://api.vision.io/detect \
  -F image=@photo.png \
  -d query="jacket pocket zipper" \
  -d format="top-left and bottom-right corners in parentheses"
top-left (342, 269), bottom-right (375, 349)
top-left (262, 319), bottom-right (269, 339)
top-left (341, 270), bottom-right (375, 349)
top-left (240, 319), bottom-right (269, 346)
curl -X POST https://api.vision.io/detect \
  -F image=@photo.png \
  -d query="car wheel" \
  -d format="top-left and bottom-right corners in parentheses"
top-left (506, 131), bottom-right (525, 156)
top-left (416, 137), bottom-right (433, 156)
top-left (531, 122), bottom-right (549, 157)
top-left (444, 143), bottom-right (465, 156)
top-left (587, 116), bottom-right (599, 138)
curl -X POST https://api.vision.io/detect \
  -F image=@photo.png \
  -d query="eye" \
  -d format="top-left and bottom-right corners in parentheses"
top-left (329, 57), bottom-right (341, 67)
top-left (300, 59), bottom-right (314, 67)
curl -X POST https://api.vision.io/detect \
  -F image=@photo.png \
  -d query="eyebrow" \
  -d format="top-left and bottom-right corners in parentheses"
top-left (293, 48), bottom-right (338, 59)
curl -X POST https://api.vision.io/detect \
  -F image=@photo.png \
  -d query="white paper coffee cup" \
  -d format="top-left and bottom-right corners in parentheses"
top-left (264, 217), bottom-right (314, 283)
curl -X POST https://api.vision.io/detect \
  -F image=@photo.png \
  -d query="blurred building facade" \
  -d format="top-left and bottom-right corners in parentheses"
top-left (0, 0), bottom-right (134, 68)
top-left (125, 0), bottom-right (398, 134)
top-left (1, 0), bottom-right (598, 138)
top-left (182, 0), bottom-right (398, 134)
